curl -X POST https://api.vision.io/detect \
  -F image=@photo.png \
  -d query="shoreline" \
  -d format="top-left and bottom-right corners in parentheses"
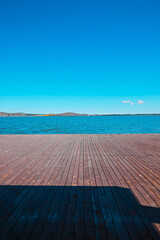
top-left (0, 113), bottom-right (160, 117)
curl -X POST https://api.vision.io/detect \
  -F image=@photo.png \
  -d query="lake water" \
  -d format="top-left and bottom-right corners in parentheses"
top-left (0, 116), bottom-right (160, 134)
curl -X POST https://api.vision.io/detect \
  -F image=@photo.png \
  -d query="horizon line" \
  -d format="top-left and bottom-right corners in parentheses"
top-left (0, 111), bottom-right (160, 116)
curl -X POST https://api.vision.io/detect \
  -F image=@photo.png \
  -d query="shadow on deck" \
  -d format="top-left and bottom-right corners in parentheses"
top-left (0, 186), bottom-right (159, 240)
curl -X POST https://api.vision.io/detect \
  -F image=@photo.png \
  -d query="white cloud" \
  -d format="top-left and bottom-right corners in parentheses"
top-left (137, 100), bottom-right (144, 105)
top-left (130, 102), bottom-right (134, 106)
top-left (122, 100), bottom-right (130, 103)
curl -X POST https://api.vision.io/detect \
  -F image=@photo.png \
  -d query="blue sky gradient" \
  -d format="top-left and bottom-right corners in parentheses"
top-left (0, 0), bottom-right (160, 114)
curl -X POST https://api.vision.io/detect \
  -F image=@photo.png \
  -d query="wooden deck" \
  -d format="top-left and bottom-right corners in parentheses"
top-left (0, 134), bottom-right (160, 240)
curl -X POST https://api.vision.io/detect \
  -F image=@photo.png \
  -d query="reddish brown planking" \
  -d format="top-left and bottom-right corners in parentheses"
top-left (0, 134), bottom-right (160, 240)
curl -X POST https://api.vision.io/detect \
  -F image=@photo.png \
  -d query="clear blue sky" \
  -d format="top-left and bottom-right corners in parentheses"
top-left (0, 0), bottom-right (160, 114)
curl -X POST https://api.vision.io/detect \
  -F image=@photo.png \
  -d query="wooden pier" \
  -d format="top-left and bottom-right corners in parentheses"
top-left (0, 134), bottom-right (160, 239)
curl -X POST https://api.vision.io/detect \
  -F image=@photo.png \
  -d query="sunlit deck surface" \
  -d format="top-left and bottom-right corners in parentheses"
top-left (0, 134), bottom-right (160, 240)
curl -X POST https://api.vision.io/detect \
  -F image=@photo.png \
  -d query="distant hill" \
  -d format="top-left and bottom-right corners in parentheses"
top-left (0, 112), bottom-right (85, 117)
top-left (56, 112), bottom-right (86, 116)
top-left (0, 112), bottom-right (35, 117)
top-left (0, 112), bottom-right (160, 117)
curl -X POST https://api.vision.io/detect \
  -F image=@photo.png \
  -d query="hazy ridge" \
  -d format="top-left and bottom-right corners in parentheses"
top-left (0, 112), bottom-right (160, 117)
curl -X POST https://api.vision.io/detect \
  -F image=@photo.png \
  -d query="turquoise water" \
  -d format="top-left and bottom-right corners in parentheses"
top-left (0, 116), bottom-right (160, 134)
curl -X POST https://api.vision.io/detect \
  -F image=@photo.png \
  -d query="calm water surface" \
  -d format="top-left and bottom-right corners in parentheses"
top-left (0, 116), bottom-right (160, 134)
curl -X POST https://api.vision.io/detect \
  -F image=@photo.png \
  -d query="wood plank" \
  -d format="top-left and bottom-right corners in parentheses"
top-left (0, 134), bottom-right (159, 240)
